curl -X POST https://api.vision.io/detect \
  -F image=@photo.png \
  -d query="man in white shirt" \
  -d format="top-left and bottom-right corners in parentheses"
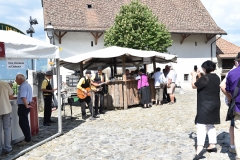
top-left (0, 81), bottom-right (14, 155)
top-left (152, 67), bottom-right (167, 105)
top-left (152, 67), bottom-right (163, 106)
top-left (167, 66), bottom-right (177, 104)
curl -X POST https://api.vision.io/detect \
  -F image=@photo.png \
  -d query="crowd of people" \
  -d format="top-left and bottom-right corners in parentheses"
top-left (1, 55), bottom-right (240, 159)
top-left (0, 74), bottom-right (33, 156)
top-left (191, 53), bottom-right (240, 160)
top-left (150, 65), bottom-right (177, 106)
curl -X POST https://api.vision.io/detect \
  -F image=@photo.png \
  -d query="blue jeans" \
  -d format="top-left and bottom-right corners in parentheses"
top-left (0, 113), bottom-right (12, 153)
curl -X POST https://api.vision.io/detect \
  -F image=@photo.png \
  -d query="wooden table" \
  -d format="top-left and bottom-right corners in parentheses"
top-left (103, 79), bottom-right (155, 110)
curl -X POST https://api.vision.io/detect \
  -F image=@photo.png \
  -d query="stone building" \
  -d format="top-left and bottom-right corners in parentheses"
top-left (216, 36), bottom-right (240, 79)
top-left (42, 0), bottom-right (226, 89)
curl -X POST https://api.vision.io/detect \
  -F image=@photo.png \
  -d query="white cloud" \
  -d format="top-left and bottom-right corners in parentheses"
top-left (201, 0), bottom-right (240, 46)
top-left (0, 0), bottom-right (45, 42)
top-left (222, 34), bottom-right (240, 47)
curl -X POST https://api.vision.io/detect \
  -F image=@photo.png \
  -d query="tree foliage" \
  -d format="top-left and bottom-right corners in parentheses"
top-left (104, 0), bottom-right (172, 52)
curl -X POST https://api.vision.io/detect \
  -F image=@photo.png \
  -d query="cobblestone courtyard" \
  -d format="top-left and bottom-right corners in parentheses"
top-left (1, 90), bottom-right (237, 160)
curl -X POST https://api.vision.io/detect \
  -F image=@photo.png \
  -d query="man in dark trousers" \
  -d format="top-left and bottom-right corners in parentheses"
top-left (91, 66), bottom-right (108, 115)
top-left (41, 71), bottom-right (57, 126)
top-left (162, 65), bottom-right (170, 103)
top-left (77, 70), bottom-right (99, 118)
top-left (16, 74), bottom-right (33, 145)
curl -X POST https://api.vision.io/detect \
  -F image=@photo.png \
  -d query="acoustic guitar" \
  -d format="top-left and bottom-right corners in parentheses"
top-left (77, 87), bottom-right (102, 99)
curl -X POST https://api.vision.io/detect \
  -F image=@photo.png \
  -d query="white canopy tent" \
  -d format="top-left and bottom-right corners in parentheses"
top-left (0, 30), bottom-right (58, 59)
top-left (60, 46), bottom-right (177, 72)
top-left (0, 30), bottom-right (62, 159)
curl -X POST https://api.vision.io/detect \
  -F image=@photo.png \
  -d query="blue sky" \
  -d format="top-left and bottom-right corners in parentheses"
top-left (0, 0), bottom-right (240, 79)
top-left (0, 0), bottom-right (240, 46)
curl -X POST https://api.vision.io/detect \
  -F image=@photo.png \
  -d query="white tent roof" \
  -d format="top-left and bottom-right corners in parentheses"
top-left (61, 46), bottom-right (177, 70)
top-left (0, 30), bottom-right (59, 59)
top-left (62, 46), bottom-right (177, 63)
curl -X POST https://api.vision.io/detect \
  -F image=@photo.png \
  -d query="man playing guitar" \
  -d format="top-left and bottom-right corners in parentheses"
top-left (91, 66), bottom-right (109, 115)
top-left (77, 70), bottom-right (99, 118)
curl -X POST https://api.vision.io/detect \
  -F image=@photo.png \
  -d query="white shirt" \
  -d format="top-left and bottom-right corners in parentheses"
top-left (0, 81), bottom-right (13, 115)
top-left (167, 70), bottom-right (177, 83)
top-left (152, 71), bottom-right (166, 86)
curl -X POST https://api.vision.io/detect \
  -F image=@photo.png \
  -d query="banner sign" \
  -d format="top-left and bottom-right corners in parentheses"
top-left (0, 42), bottom-right (5, 57)
top-left (143, 57), bottom-right (152, 64)
top-left (6, 59), bottom-right (25, 69)
top-left (0, 23), bottom-right (25, 34)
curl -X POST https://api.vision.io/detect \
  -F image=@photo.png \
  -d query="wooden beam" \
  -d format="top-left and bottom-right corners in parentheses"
top-left (180, 34), bottom-right (190, 44)
top-left (110, 58), bottom-right (114, 79)
top-left (91, 32), bottom-right (103, 45)
top-left (205, 34), bottom-right (216, 43)
top-left (54, 31), bottom-right (67, 44)
top-left (122, 55), bottom-right (126, 81)
top-left (82, 58), bottom-right (93, 64)
top-left (113, 57), bottom-right (117, 76)
top-left (83, 58), bottom-right (100, 70)
top-left (152, 57), bottom-right (156, 72)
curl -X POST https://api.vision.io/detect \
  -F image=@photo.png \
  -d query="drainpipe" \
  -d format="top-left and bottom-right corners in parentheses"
top-left (211, 35), bottom-right (222, 61)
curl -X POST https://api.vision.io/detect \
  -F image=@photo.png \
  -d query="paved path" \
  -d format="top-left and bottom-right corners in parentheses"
top-left (1, 90), bottom-right (237, 160)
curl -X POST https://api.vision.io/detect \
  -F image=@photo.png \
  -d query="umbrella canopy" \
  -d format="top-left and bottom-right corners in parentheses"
top-left (0, 30), bottom-right (59, 59)
top-left (60, 46), bottom-right (177, 71)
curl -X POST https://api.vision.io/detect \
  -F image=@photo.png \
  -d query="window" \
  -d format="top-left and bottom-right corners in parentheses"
top-left (87, 4), bottom-right (92, 9)
top-left (184, 74), bottom-right (189, 81)
top-left (222, 59), bottom-right (234, 69)
top-left (91, 41), bottom-right (93, 47)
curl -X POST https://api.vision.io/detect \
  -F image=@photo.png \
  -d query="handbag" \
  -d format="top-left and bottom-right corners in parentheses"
top-left (226, 78), bottom-right (240, 121)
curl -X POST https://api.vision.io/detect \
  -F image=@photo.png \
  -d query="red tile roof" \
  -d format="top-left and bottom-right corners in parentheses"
top-left (42, 0), bottom-right (226, 34)
top-left (216, 37), bottom-right (240, 58)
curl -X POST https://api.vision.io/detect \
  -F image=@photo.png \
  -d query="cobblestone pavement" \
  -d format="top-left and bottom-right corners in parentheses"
top-left (1, 90), bottom-right (237, 160)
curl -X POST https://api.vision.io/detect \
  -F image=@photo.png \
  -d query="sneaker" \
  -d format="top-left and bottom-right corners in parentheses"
top-left (17, 140), bottom-right (32, 146)
top-left (229, 146), bottom-right (236, 153)
top-left (4, 149), bottom-right (13, 155)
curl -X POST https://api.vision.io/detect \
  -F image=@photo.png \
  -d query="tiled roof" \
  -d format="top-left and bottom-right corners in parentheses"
top-left (42, 0), bottom-right (226, 34)
top-left (216, 36), bottom-right (240, 58)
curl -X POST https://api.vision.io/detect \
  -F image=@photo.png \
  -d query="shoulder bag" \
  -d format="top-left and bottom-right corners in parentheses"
top-left (226, 78), bottom-right (240, 121)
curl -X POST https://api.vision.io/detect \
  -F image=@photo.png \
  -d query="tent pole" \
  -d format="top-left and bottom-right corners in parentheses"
top-left (153, 57), bottom-right (156, 73)
top-left (80, 61), bottom-right (83, 77)
top-left (56, 58), bottom-right (62, 134)
top-left (110, 58), bottom-right (114, 79)
top-left (113, 58), bottom-right (117, 76)
top-left (9, 133), bottom-right (62, 160)
top-left (122, 55), bottom-right (126, 81)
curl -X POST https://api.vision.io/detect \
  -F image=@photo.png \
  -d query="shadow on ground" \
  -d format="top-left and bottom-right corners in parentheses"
top-left (189, 131), bottom-right (236, 160)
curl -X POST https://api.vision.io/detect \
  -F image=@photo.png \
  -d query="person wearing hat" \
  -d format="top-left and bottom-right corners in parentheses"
top-left (77, 69), bottom-right (99, 118)
top-left (226, 52), bottom-right (240, 159)
top-left (91, 66), bottom-right (109, 115)
top-left (41, 71), bottom-right (57, 126)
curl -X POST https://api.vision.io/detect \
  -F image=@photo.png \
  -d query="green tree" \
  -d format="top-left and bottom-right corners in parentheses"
top-left (104, 0), bottom-right (172, 52)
